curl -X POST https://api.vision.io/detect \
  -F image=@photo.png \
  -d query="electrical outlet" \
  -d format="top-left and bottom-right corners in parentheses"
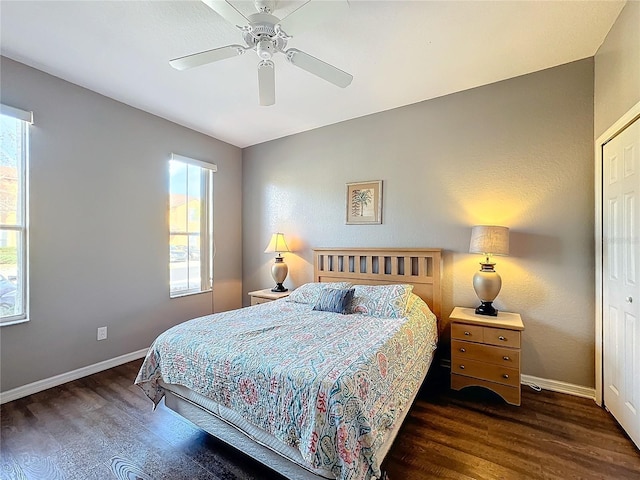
top-left (97, 326), bottom-right (107, 341)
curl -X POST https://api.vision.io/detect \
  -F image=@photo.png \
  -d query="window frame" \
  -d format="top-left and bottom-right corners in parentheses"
top-left (0, 104), bottom-right (32, 326)
top-left (168, 153), bottom-right (216, 298)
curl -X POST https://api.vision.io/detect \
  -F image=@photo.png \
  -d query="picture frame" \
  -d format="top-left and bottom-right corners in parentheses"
top-left (346, 180), bottom-right (383, 225)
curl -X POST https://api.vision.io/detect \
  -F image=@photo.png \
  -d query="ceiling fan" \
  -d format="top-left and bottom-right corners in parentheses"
top-left (170, 0), bottom-right (353, 106)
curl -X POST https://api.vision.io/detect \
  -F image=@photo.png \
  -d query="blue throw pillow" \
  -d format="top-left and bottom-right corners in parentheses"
top-left (313, 288), bottom-right (355, 314)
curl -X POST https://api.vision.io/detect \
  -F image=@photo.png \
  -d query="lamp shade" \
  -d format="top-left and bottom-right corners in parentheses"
top-left (264, 233), bottom-right (290, 254)
top-left (469, 225), bottom-right (509, 256)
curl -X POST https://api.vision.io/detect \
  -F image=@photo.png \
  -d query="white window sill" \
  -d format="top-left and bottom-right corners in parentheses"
top-left (170, 289), bottom-right (212, 299)
top-left (1, 317), bottom-right (29, 327)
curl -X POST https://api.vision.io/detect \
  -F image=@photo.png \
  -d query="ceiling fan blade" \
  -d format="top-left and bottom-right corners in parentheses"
top-left (169, 45), bottom-right (245, 70)
top-left (201, 0), bottom-right (248, 27)
top-left (278, 0), bottom-right (348, 37)
top-left (286, 48), bottom-right (352, 88)
top-left (258, 60), bottom-right (275, 106)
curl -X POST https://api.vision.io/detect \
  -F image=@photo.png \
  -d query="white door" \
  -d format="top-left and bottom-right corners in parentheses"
top-left (603, 116), bottom-right (640, 448)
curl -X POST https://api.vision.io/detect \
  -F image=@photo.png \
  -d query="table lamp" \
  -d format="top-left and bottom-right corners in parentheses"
top-left (469, 225), bottom-right (509, 316)
top-left (264, 233), bottom-right (291, 292)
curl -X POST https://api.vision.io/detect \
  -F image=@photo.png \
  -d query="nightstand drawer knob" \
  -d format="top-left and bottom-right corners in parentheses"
top-left (502, 374), bottom-right (509, 379)
top-left (459, 365), bottom-right (465, 370)
top-left (459, 348), bottom-right (466, 353)
top-left (503, 356), bottom-right (510, 361)
top-left (464, 331), bottom-right (471, 336)
top-left (498, 336), bottom-right (506, 341)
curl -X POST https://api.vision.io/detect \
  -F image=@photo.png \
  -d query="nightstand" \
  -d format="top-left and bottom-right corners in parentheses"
top-left (248, 289), bottom-right (291, 306)
top-left (449, 306), bottom-right (525, 406)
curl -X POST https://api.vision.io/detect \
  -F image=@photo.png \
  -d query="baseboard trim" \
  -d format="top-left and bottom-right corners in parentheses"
top-left (439, 359), bottom-right (595, 400)
top-left (521, 374), bottom-right (596, 400)
top-left (0, 348), bottom-right (148, 404)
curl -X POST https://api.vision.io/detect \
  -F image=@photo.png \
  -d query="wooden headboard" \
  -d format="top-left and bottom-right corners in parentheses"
top-left (313, 248), bottom-right (442, 320)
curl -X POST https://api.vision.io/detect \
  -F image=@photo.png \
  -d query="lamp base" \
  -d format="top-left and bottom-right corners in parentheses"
top-left (270, 256), bottom-right (288, 293)
top-left (472, 263), bottom-right (501, 317)
top-left (475, 301), bottom-right (498, 316)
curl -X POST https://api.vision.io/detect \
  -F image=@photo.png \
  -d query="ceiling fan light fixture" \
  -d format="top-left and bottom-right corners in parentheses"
top-left (256, 37), bottom-right (275, 60)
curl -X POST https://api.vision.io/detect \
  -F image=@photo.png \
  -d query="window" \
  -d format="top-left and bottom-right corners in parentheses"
top-left (169, 154), bottom-right (216, 297)
top-left (0, 105), bottom-right (32, 325)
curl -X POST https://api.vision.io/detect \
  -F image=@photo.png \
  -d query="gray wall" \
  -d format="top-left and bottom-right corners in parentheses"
top-left (243, 59), bottom-right (595, 388)
top-left (0, 57), bottom-right (243, 392)
top-left (595, 0), bottom-right (640, 138)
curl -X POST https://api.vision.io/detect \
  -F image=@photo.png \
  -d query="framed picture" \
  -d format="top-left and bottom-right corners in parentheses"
top-left (346, 180), bottom-right (383, 225)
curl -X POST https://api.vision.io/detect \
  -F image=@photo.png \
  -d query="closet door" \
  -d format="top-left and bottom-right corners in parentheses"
top-left (603, 116), bottom-right (640, 448)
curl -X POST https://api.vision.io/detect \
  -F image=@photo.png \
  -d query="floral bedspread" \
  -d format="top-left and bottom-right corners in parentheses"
top-left (135, 294), bottom-right (437, 480)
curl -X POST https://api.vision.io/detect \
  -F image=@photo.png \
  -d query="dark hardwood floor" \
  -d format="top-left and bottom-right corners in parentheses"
top-left (1, 360), bottom-right (639, 480)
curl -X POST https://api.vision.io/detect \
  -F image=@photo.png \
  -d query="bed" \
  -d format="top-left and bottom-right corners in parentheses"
top-left (135, 247), bottom-right (442, 480)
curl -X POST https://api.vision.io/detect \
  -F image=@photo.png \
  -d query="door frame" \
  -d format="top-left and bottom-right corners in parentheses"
top-left (595, 100), bottom-right (640, 406)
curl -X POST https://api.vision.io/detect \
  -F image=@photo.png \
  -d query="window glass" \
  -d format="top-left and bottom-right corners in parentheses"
top-left (169, 156), bottom-right (214, 297)
top-left (0, 110), bottom-right (29, 324)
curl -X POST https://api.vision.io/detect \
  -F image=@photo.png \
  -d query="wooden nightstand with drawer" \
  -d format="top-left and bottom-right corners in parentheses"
top-left (450, 306), bottom-right (525, 406)
top-left (248, 289), bottom-right (290, 306)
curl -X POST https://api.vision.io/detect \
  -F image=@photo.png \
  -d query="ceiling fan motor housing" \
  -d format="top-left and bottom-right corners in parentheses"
top-left (243, 13), bottom-right (288, 60)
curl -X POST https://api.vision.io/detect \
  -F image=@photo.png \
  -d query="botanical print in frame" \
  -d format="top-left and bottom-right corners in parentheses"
top-left (346, 180), bottom-right (382, 225)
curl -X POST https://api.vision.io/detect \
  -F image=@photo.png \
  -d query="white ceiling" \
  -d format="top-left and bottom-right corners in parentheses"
top-left (0, 0), bottom-right (625, 148)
